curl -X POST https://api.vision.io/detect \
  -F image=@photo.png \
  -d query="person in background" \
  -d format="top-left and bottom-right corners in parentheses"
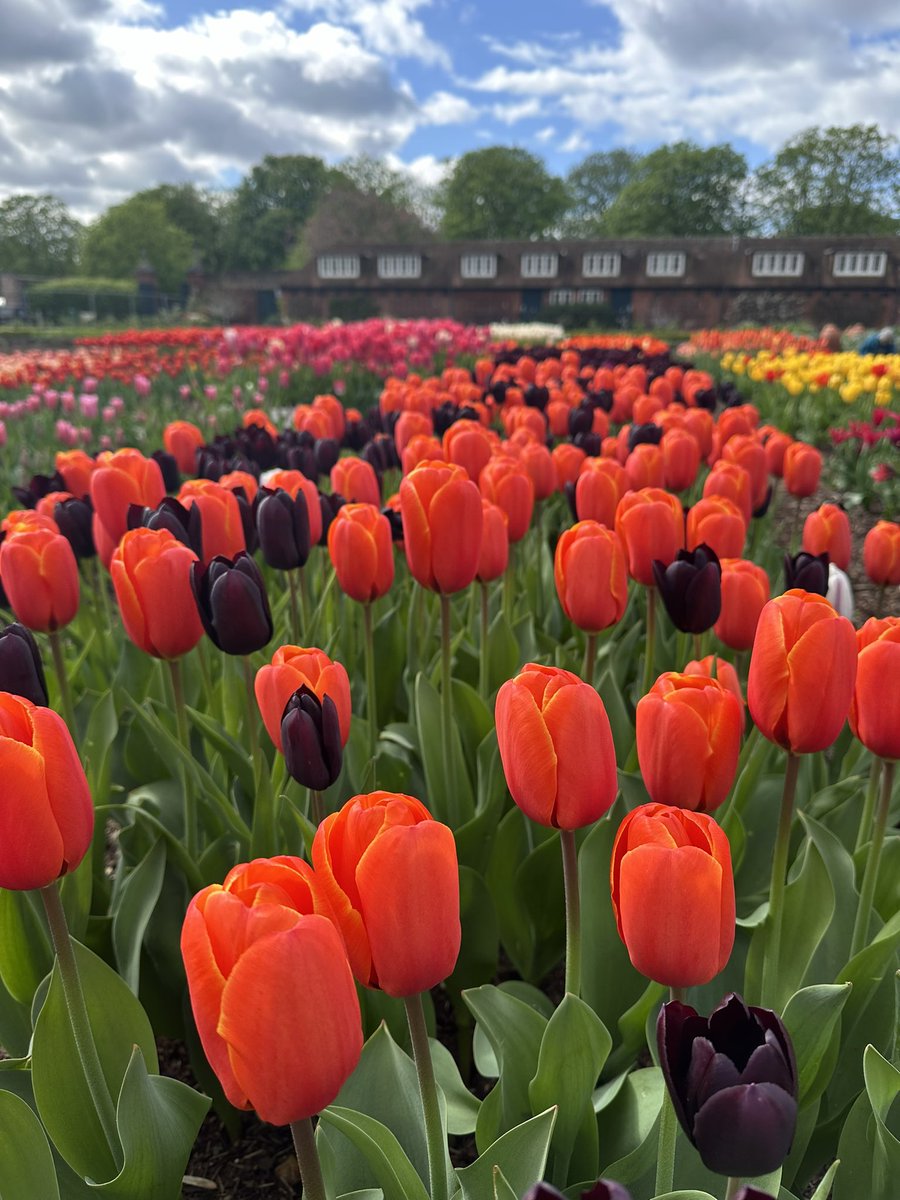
top-left (818, 324), bottom-right (842, 351)
top-left (858, 326), bottom-right (896, 355)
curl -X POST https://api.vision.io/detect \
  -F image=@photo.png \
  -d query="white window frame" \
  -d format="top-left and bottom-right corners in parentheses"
top-left (316, 254), bottom-right (360, 280)
top-left (577, 289), bottom-right (606, 304)
top-left (521, 252), bottom-right (558, 278)
top-left (377, 253), bottom-right (422, 280)
top-left (646, 252), bottom-right (686, 278)
top-left (548, 289), bottom-right (576, 305)
top-left (460, 253), bottom-right (497, 279)
top-left (751, 251), bottom-right (805, 278)
top-left (833, 251), bottom-right (887, 278)
top-left (582, 252), bottom-right (621, 278)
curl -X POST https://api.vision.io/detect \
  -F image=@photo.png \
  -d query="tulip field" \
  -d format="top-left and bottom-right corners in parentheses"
top-left (0, 319), bottom-right (897, 1200)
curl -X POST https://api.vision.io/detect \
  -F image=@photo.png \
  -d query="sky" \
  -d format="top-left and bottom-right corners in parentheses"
top-left (1, 0), bottom-right (899, 218)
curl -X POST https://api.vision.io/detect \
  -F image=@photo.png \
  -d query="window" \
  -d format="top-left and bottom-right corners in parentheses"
top-left (751, 252), bottom-right (805, 277)
top-left (582, 252), bottom-right (621, 278)
top-left (316, 254), bottom-right (360, 280)
top-left (377, 254), bottom-right (421, 279)
top-left (460, 253), bottom-right (497, 279)
top-left (521, 252), bottom-right (558, 278)
top-left (646, 252), bottom-right (686, 277)
top-left (577, 289), bottom-right (606, 303)
top-left (833, 251), bottom-right (887, 278)
top-left (548, 289), bottom-right (576, 305)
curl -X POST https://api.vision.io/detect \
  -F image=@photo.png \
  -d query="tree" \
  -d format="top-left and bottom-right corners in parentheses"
top-left (0, 194), bottom-right (82, 276)
top-left (288, 176), bottom-right (432, 268)
top-left (438, 147), bottom-right (570, 240)
top-left (222, 155), bottom-right (334, 271)
top-left (136, 184), bottom-right (229, 273)
top-left (602, 142), bottom-right (751, 237)
top-left (81, 196), bottom-right (193, 293)
top-left (753, 125), bottom-right (899, 235)
top-left (561, 150), bottom-right (639, 237)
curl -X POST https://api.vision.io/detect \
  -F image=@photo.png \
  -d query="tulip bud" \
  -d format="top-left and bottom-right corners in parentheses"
top-left (657, 993), bottom-right (798, 1177)
top-left (319, 492), bottom-right (346, 546)
top-left (580, 1184), bottom-right (633, 1200)
top-left (783, 551), bottom-right (828, 596)
top-left (128, 496), bottom-right (203, 558)
top-left (554, 522), bottom-right (628, 634)
top-left (715, 559), bottom-right (769, 652)
top-left (54, 496), bottom-right (96, 560)
top-left (615, 487), bottom-right (684, 587)
top-left (849, 617), bottom-right (900, 759)
top-left (151, 449), bottom-right (181, 493)
top-left (0, 528), bottom-right (80, 633)
top-left (191, 552), bottom-right (273, 655)
top-left (256, 488), bottom-right (311, 570)
top-left (0, 623), bottom-right (49, 705)
top-left (652, 544), bottom-right (722, 634)
top-left (328, 504), bottom-right (395, 604)
top-left (281, 686), bottom-right (343, 792)
top-left (783, 442), bottom-right (822, 498)
top-left (400, 461), bottom-right (483, 593)
top-left (863, 520), bottom-right (900, 586)
top-left (802, 502), bottom-right (851, 570)
top-left (826, 563), bottom-right (854, 619)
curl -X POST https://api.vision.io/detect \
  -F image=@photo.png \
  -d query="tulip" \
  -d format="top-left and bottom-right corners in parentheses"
top-left (518, 441), bottom-right (556, 500)
top-left (330, 456), bottom-right (381, 507)
top-left (783, 442), bottom-right (822, 498)
top-left (479, 456), bottom-right (535, 543)
top-left (637, 673), bottom-right (742, 813)
top-left (127, 496), bottom-right (203, 558)
top-left (652, 545), bottom-right (722, 635)
top-left (523, 1185), bottom-right (632, 1200)
top-left (657, 993), bottom-right (797, 1177)
top-left (53, 496), bottom-right (96, 560)
top-left (181, 857), bottom-right (363, 1125)
top-left (111, 528), bottom-right (204, 660)
top-left (863, 520), bottom-right (900, 587)
top-left (850, 618), bottom-right (900, 761)
top-left (495, 664), bottom-right (617, 830)
top-left (256, 488), bottom-right (311, 571)
top-left (554, 521), bottom-right (628, 635)
top-left (90, 449), bottom-right (166, 566)
top-left (687, 496), bottom-right (746, 560)
top-left (703, 461), bottom-right (752, 527)
top-left (319, 491), bottom-right (346, 545)
top-left (163, 420), bottom-right (205, 476)
top-left (723, 434), bottom-right (768, 512)
top-left (802, 503), bottom-right (851, 571)
top-left (281, 687), bottom-right (343, 793)
top-left (826, 563), bottom-right (854, 619)
top-left (312, 791), bottom-right (461, 997)
top-left (191, 552), bottom-right (273, 656)
top-left (614, 488), bottom-right (684, 587)
top-left (152, 449), bottom-right (181, 493)
top-left (0, 623), bottom-right (48, 705)
top-left (400, 460), bottom-right (483, 593)
top-left (783, 550), bottom-right (828, 596)
top-left (552, 442), bottom-right (587, 489)
top-left (763, 431), bottom-right (793, 478)
top-left (55, 449), bottom-right (96, 499)
top-left (256, 646), bottom-right (351, 753)
top-left (715, 559), bottom-right (769, 652)
top-left (625, 443), bottom-right (665, 492)
top-left (0, 528), bottom-right (79, 633)
top-left (264, 470), bottom-right (323, 544)
top-left (0, 693), bottom-right (94, 890)
top-left (477, 499), bottom-right (509, 584)
top-left (179, 479), bottom-right (247, 564)
top-left (443, 420), bottom-right (495, 482)
top-left (575, 458), bottom-right (627, 528)
top-left (610, 803), bottom-right (735, 987)
top-left (327, 503), bottom-right (394, 604)
top-left (684, 655), bottom-right (745, 729)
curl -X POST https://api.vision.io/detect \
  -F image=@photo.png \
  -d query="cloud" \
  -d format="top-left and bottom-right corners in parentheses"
top-left (420, 90), bottom-right (478, 124)
top-left (282, 0), bottom-right (449, 66)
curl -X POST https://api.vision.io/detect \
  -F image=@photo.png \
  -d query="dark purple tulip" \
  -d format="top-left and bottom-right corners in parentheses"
top-left (652, 544), bottom-right (722, 634)
top-left (627, 423), bottom-right (664, 453)
top-left (285, 443), bottom-right (318, 480)
top-left (11, 473), bottom-right (65, 509)
top-left (0, 622), bottom-right (49, 705)
top-left (732, 1190), bottom-right (776, 1200)
top-left (281, 686), bottom-right (343, 792)
top-left (580, 1183), bottom-right (633, 1200)
top-left (784, 551), bottom-right (829, 595)
top-left (54, 497), bottom-right (96, 559)
top-left (573, 431), bottom-right (602, 457)
top-left (658, 993), bottom-right (798, 1179)
top-left (319, 492), bottom-right (346, 546)
top-left (521, 1186), bottom-right (566, 1200)
top-left (314, 438), bottom-right (340, 476)
top-left (563, 481), bottom-right (579, 522)
top-left (752, 485), bottom-right (773, 520)
top-left (151, 449), bottom-right (181, 492)
top-left (256, 488), bottom-right (311, 570)
top-left (128, 497), bottom-right (203, 558)
top-left (232, 486), bottom-right (258, 555)
top-left (568, 402), bottom-right (595, 438)
top-left (382, 505), bottom-right (404, 543)
top-left (588, 388), bottom-right (614, 413)
top-left (190, 552), bottom-right (273, 655)
top-left (363, 433), bottom-right (398, 475)
top-left (524, 384), bottom-right (550, 411)
top-left (196, 449), bottom-right (224, 482)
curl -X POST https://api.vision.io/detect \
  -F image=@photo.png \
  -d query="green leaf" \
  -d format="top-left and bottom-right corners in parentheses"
top-left (185, 705), bottom-right (255, 797)
top-left (0, 888), bottom-right (53, 1005)
top-left (454, 1108), bottom-right (557, 1200)
top-left (529, 994), bottom-right (611, 1180)
top-left (0, 1088), bottom-right (61, 1200)
top-left (491, 1165), bottom-right (520, 1200)
top-left (807, 1159), bottom-right (840, 1200)
top-left (31, 940), bottom-right (157, 1184)
top-left (782, 983), bottom-right (851, 1107)
top-left (451, 677), bottom-right (493, 782)
top-left (373, 605), bottom-right (406, 726)
top-left (318, 1106), bottom-right (430, 1200)
top-left (429, 1038), bottom-right (480, 1135)
top-left (485, 611), bottom-right (520, 696)
top-left (834, 1046), bottom-right (900, 1200)
top-left (111, 838), bottom-right (166, 995)
top-left (413, 672), bottom-right (474, 828)
top-left (598, 669), bottom-right (633, 764)
top-left (652, 1193), bottom-right (717, 1199)
top-left (598, 1067), bottom-right (664, 1184)
top-left (89, 1047), bottom-right (209, 1199)
top-left (82, 690), bottom-right (118, 807)
top-left (449, 866), bottom-right (499, 997)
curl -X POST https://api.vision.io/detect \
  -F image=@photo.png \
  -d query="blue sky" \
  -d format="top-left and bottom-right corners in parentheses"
top-left (1, 0), bottom-right (898, 215)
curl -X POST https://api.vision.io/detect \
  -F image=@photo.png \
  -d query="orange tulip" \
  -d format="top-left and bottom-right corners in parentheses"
top-left (723, 434), bottom-right (768, 512)
top-left (763, 431), bottom-right (793, 478)
top-left (611, 803), bottom-right (735, 987)
top-left (518, 441), bottom-right (557, 500)
top-left (682, 408), bottom-right (714, 459)
top-left (0, 528), bottom-right (79, 632)
top-left (0, 693), bottom-right (94, 891)
top-left (2, 510), bottom-right (58, 536)
top-left (637, 672), bottom-right (742, 813)
top-left (110, 528), bottom-right (204, 659)
top-left (625, 443), bottom-right (665, 492)
top-left (748, 590), bottom-right (857, 753)
top-left (90, 449), bottom-right (166, 566)
top-left (479, 456), bottom-right (534, 543)
top-left (179, 479), bottom-right (247, 564)
top-left (802, 503), bottom-right (851, 571)
top-left (55, 449), bottom-right (96, 499)
top-left (402, 434), bottom-right (444, 476)
top-left (312, 393), bottom-right (346, 441)
top-left (330, 456), bottom-right (381, 507)
top-left (477, 500), bottom-right (509, 583)
top-left (552, 443), bottom-right (587, 489)
top-left (554, 521), bottom-right (629, 633)
top-left (495, 663), bottom-right (617, 829)
top-left (327, 503), bottom-right (394, 603)
top-left (783, 443), bottom-right (822, 499)
top-left (714, 558), bottom-right (770, 651)
top-left (863, 520), bottom-right (900, 586)
top-left (312, 792), bottom-right (461, 997)
top-left (255, 646), bottom-right (352, 753)
top-left (400, 460), bottom-right (482, 593)
top-left (443, 421), bottom-right (495, 483)
top-left (163, 421), bottom-right (205, 476)
top-left (662, 428), bottom-right (701, 492)
top-left (848, 618), bottom-right (900, 760)
top-left (684, 655), bottom-right (745, 729)
top-left (218, 470), bottom-right (259, 503)
top-left (575, 458), bottom-right (627, 528)
top-left (181, 857), bottom-right (362, 1125)
top-left (703, 461), bottom-right (752, 526)
top-left (614, 487), bottom-right (684, 586)
top-left (686, 496), bottom-right (747, 560)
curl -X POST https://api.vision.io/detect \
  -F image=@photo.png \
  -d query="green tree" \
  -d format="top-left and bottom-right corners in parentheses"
top-left (81, 196), bottom-right (193, 293)
top-left (753, 124), bottom-right (899, 235)
top-left (438, 147), bottom-right (570, 240)
top-left (603, 142), bottom-right (750, 237)
top-left (0, 194), bottom-right (82, 276)
top-left (223, 154), bottom-right (333, 270)
top-left (288, 176), bottom-right (432, 268)
top-left (561, 150), bottom-right (639, 236)
top-left (135, 184), bottom-right (228, 272)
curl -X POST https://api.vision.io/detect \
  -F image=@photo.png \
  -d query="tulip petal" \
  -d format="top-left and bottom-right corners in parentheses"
top-left (691, 1082), bottom-right (796, 1177)
top-left (495, 681), bottom-right (558, 826)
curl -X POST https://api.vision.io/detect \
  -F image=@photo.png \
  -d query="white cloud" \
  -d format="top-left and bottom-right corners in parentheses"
top-left (282, 0), bottom-right (449, 66)
top-left (420, 90), bottom-right (478, 124)
top-left (535, 125), bottom-right (556, 143)
top-left (492, 98), bottom-right (543, 124)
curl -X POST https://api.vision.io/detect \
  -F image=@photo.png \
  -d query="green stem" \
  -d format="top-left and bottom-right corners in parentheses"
top-left (440, 592), bottom-right (457, 824)
top-left (363, 601), bottom-right (378, 786)
top-left (724, 1178), bottom-right (742, 1200)
top-left (93, 557), bottom-right (114, 652)
top-left (582, 633), bottom-right (598, 686)
top-left (40, 883), bottom-right (121, 1170)
top-left (168, 657), bottom-right (197, 857)
top-left (692, 632), bottom-right (703, 662)
top-left (48, 629), bottom-right (76, 734)
top-left (290, 1117), bottom-right (328, 1200)
top-left (479, 580), bottom-right (490, 700)
top-left (244, 655), bottom-right (275, 857)
top-left (404, 993), bottom-right (449, 1200)
top-left (560, 829), bottom-right (581, 997)
top-left (641, 586), bottom-right (657, 697)
top-left (309, 788), bottom-right (324, 826)
top-left (760, 752), bottom-right (800, 1008)
top-left (655, 984), bottom-right (685, 1195)
top-left (287, 570), bottom-right (301, 642)
top-left (854, 758), bottom-right (882, 853)
top-left (850, 760), bottom-right (895, 959)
